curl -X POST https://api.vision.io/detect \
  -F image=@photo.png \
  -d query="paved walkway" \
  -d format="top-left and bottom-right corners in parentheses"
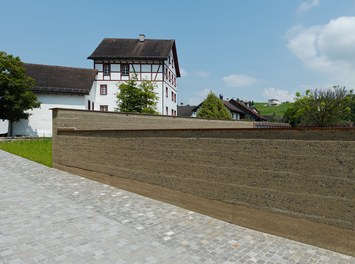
top-left (0, 150), bottom-right (354, 264)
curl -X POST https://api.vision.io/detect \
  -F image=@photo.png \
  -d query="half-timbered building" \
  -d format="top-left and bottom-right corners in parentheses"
top-left (87, 34), bottom-right (181, 115)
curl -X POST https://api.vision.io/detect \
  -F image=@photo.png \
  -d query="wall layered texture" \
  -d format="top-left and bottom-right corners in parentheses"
top-left (52, 109), bottom-right (355, 256)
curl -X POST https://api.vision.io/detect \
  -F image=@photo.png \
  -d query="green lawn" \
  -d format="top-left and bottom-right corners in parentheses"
top-left (0, 138), bottom-right (52, 167)
top-left (254, 102), bottom-right (292, 116)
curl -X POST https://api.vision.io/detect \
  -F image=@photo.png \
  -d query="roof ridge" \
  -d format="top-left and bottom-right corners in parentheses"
top-left (103, 37), bottom-right (175, 41)
top-left (23, 63), bottom-right (95, 72)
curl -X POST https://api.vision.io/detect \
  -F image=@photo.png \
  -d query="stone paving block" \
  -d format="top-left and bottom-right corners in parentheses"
top-left (0, 150), bottom-right (354, 263)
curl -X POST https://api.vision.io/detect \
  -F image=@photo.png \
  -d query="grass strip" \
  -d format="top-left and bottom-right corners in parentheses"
top-left (0, 138), bottom-right (52, 167)
top-left (255, 102), bottom-right (292, 116)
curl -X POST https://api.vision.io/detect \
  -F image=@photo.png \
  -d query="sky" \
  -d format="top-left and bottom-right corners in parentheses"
top-left (1, 0), bottom-right (355, 105)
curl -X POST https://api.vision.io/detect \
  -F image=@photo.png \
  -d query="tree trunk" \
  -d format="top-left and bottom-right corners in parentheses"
top-left (8, 120), bottom-right (13, 137)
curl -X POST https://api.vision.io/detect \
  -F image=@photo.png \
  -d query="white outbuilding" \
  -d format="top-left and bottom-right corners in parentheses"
top-left (10, 64), bottom-right (97, 137)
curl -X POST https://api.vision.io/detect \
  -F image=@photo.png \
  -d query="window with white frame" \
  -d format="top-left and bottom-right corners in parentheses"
top-left (100, 84), bottom-right (107, 95)
top-left (103, 64), bottom-right (110, 76)
top-left (121, 64), bottom-right (129, 76)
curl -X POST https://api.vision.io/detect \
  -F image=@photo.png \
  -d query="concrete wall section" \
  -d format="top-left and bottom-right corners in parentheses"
top-left (52, 109), bottom-right (355, 256)
top-left (52, 108), bottom-right (254, 131)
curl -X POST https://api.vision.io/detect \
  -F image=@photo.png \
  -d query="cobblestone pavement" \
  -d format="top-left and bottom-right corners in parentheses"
top-left (0, 150), bottom-right (354, 264)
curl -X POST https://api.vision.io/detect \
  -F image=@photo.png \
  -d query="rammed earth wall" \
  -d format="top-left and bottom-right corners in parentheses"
top-left (52, 108), bottom-right (355, 256)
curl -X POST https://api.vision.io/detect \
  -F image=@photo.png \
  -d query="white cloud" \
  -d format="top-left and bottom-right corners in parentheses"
top-left (263, 88), bottom-right (295, 102)
top-left (287, 16), bottom-right (355, 87)
top-left (188, 88), bottom-right (211, 106)
top-left (298, 0), bottom-right (320, 13)
top-left (222, 74), bottom-right (258, 87)
top-left (180, 68), bottom-right (188, 77)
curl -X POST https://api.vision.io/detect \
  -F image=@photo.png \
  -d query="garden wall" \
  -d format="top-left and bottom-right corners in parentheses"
top-left (52, 108), bottom-right (355, 256)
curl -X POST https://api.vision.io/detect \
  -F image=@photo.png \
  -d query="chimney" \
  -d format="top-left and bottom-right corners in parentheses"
top-left (139, 34), bottom-right (145, 42)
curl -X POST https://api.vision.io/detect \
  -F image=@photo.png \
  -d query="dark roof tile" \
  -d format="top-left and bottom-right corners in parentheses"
top-left (88, 38), bottom-right (180, 77)
top-left (177, 105), bottom-right (198, 117)
top-left (229, 99), bottom-right (267, 121)
top-left (223, 101), bottom-right (245, 114)
top-left (23, 63), bottom-right (97, 95)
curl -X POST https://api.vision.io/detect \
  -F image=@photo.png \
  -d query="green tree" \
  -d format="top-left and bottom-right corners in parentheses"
top-left (116, 77), bottom-right (158, 114)
top-left (0, 52), bottom-right (40, 136)
top-left (349, 94), bottom-right (355, 124)
top-left (283, 86), bottom-right (352, 127)
top-left (197, 92), bottom-right (231, 119)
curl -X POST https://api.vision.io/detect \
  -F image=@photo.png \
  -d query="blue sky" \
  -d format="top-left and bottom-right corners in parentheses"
top-left (1, 0), bottom-right (355, 105)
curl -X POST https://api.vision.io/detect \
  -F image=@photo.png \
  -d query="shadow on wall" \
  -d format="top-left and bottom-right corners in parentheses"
top-left (12, 119), bottom-right (39, 137)
top-left (0, 120), bottom-right (9, 136)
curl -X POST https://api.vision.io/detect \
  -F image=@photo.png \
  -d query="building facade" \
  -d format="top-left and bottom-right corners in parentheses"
top-left (87, 35), bottom-right (180, 115)
top-left (1, 35), bottom-right (180, 137)
top-left (10, 63), bottom-right (97, 137)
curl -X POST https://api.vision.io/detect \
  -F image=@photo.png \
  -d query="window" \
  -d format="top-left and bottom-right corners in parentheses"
top-left (92, 102), bottom-right (94, 110)
top-left (172, 59), bottom-right (174, 68)
top-left (100, 84), bottom-right (107, 95)
top-left (166, 106), bottom-right (168, 115)
top-left (88, 100), bottom-right (91, 110)
top-left (174, 93), bottom-right (176, 103)
top-left (171, 109), bottom-right (174, 116)
top-left (121, 64), bottom-right (129, 76)
top-left (165, 68), bottom-right (168, 79)
top-left (171, 91), bottom-right (174, 101)
top-left (100, 105), bottom-right (108, 112)
top-left (166, 87), bottom-right (168, 98)
top-left (103, 64), bottom-right (110, 76)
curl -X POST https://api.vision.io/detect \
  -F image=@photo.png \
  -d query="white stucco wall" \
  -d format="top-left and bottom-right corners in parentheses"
top-left (0, 120), bottom-right (9, 134)
top-left (162, 50), bottom-right (177, 115)
top-left (86, 81), bottom-right (118, 112)
top-left (12, 94), bottom-right (85, 137)
top-left (88, 80), bottom-right (164, 114)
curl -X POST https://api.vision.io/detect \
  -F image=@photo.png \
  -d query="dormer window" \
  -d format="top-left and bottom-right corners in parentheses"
top-left (121, 63), bottom-right (129, 76)
top-left (103, 64), bottom-right (110, 76)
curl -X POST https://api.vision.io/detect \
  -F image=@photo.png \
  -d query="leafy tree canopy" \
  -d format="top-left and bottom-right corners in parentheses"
top-left (197, 92), bottom-right (231, 120)
top-left (283, 86), bottom-right (352, 127)
top-left (349, 94), bottom-right (355, 123)
top-left (116, 77), bottom-right (158, 114)
top-left (0, 51), bottom-right (40, 135)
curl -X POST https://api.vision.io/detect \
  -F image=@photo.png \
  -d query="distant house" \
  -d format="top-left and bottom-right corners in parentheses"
top-left (228, 99), bottom-right (267, 121)
top-left (222, 101), bottom-right (245, 120)
top-left (177, 99), bottom-right (267, 121)
top-left (11, 63), bottom-right (97, 137)
top-left (177, 105), bottom-right (197, 117)
top-left (268, 98), bottom-right (281, 106)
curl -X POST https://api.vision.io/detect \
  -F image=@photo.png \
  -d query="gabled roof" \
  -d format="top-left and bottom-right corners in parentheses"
top-left (229, 99), bottom-right (267, 121)
top-left (88, 38), bottom-right (181, 77)
top-left (23, 63), bottom-right (97, 95)
top-left (223, 101), bottom-right (245, 114)
top-left (177, 105), bottom-right (198, 117)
